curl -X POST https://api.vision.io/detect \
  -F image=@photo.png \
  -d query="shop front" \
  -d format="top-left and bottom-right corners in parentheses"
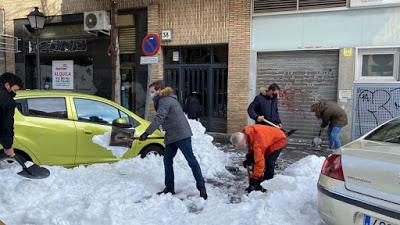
top-left (14, 9), bottom-right (148, 117)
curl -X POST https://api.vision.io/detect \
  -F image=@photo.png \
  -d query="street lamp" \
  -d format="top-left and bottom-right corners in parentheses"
top-left (27, 7), bottom-right (45, 89)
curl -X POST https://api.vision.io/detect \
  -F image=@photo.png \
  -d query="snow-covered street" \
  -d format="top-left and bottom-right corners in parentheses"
top-left (0, 121), bottom-right (326, 225)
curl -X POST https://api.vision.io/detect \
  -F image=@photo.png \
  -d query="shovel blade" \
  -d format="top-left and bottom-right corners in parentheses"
top-left (286, 129), bottom-right (298, 137)
top-left (17, 164), bottom-right (50, 179)
top-left (311, 136), bottom-right (323, 149)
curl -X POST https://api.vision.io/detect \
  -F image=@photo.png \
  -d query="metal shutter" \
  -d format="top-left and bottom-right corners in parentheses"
top-left (254, 0), bottom-right (297, 13)
top-left (299, 0), bottom-right (347, 10)
top-left (118, 27), bottom-right (136, 54)
top-left (256, 51), bottom-right (339, 149)
top-left (253, 0), bottom-right (347, 13)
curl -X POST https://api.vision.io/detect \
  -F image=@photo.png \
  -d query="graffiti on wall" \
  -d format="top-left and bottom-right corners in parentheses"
top-left (353, 85), bottom-right (400, 138)
top-left (279, 88), bottom-right (309, 112)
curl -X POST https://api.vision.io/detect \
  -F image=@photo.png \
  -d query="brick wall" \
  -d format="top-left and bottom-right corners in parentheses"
top-left (1, 0), bottom-right (251, 133)
top-left (227, 0), bottom-right (251, 133)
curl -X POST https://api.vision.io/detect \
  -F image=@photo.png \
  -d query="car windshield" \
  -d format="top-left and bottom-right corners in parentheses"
top-left (365, 118), bottom-right (400, 144)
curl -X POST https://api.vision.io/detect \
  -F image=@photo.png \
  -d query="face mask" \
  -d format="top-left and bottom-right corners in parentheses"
top-left (150, 92), bottom-right (157, 99)
top-left (243, 143), bottom-right (248, 150)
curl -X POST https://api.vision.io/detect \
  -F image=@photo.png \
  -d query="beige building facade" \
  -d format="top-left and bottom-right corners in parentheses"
top-left (0, 0), bottom-right (251, 133)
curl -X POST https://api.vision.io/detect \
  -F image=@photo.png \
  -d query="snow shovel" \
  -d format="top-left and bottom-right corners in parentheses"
top-left (0, 153), bottom-right (50, 179)
top-left (262, 119), bottom-right (297, 137)
top-left (311, 129), bottom-right (323, 150)
top-left (245, 165), bottom-right (266, 193)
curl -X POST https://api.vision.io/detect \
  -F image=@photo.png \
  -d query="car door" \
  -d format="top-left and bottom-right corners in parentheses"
top-left (72, 97), bottom-right (140, 164)
top-left (15, 97), bottom-right (77, 166)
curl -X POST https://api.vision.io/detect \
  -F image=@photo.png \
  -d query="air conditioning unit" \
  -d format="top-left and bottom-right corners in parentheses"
top-left (84, 11), bottom-right (111, 35)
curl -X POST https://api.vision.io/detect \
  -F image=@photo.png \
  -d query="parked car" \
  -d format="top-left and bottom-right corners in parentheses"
top-left (0, 90), bottom-right (164, 167)
top-left (318, 117), bottom-right (400, 225)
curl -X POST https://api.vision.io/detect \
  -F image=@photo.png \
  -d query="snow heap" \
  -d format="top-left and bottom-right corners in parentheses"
top-left (0, 119), bottom-right (326, 225)
top-left (92, 131), bottom-right (130, 158)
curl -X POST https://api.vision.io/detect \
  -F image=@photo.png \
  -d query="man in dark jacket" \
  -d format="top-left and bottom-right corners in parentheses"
top-left (139, 80), bottom-right (207, 200)
top-left (0, 72), bottom-right (23, 157)
top-left (248, 83), bottom-right (282, 128)
top-left (184, 91), bottom-right (202, 120)
top-left (311, 100), bottom-right (348, 150)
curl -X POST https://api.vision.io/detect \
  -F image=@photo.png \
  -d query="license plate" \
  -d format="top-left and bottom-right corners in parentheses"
top-left (364, 215), bottom-right (395, 225)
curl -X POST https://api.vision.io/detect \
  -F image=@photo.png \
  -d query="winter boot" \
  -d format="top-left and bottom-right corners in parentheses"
top-left (199, 189), bottom-right (208, 200)
top-left (255, 185), bottom-right (267, 193)
top-left (157, 187), bottom-right (175, 195)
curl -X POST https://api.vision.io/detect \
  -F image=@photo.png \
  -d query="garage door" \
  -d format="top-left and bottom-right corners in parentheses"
top-left (256, 51), bottom-right (339, 149)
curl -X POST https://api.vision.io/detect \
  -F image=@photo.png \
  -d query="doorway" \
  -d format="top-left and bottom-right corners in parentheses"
top-left (164, 45), bottom-right (228, 133)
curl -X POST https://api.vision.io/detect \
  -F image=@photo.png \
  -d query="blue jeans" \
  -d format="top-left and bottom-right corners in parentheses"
top-left (327, 127), bottom-right (342, 149)
top-left (164, 137), bottom-right (206, 191)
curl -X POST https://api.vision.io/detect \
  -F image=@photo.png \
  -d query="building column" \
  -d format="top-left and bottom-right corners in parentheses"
top-left (338, 48), bottom-right (356, 143)
top-left (227, 0), bottom-right (251, 133)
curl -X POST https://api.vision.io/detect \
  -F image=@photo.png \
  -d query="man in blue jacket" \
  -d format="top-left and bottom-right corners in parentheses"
top-left (248, 83), bottom-right (282, 128)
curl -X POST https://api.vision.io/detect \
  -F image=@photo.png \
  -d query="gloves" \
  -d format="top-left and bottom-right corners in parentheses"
top-left (245, 178), bottom-right (267, 193)
top-left (242, 153), bottom-right (254, 168)
top-left (139, 132), bottom-right (149, 141)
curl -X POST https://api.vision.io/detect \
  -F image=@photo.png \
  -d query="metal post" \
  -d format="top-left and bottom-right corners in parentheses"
top-left (36, 34), bottom-right (41, 89)
top-left (144, 64), bottom-right (152, 120)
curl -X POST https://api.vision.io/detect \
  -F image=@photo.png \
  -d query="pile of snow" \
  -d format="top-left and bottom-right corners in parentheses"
top-left (187, 119), bottom-right (231, 178)
top-left (0, 119), bottom-right (325, 225)
top-left (92, 131), bottom-right (130, 158)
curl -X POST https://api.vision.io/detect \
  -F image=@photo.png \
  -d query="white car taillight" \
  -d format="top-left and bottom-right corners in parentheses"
top-left (321, 154), bottom-right (345, 181)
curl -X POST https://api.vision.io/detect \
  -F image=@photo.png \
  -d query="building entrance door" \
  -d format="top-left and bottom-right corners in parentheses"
top-left (164, 45), bottom-right (228, 133)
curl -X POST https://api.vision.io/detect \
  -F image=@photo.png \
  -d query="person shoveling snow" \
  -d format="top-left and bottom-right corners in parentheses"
top-left (230, 124), bottom-right (287, 193)
top-left (311, 100), bottom-right (348, 150)
top-left (139, 80), bottom-right (208, 200)
top-left (0, 73), bottom-right (49, 179)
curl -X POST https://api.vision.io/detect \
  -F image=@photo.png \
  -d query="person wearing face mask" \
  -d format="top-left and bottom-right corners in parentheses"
top-left (0, 72), bottom-right (23, 158)
top-left (248, 83), bottom-right (282, 128)
top-left (230, 124), bottom-right (287, 193)
top-left (139, 80), bottom-right (207, 200)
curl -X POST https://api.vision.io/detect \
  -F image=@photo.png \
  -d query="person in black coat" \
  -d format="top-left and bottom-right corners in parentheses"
top-left (248, 83), bottom-right (283, 128)
top-left (184, 92), bottom-right (202, 120)
top-left (0, 72), bottom-right (23, 158)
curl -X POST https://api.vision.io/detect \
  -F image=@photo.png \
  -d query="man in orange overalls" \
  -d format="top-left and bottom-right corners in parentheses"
top-left (230, 124), bottom-right (287, 193)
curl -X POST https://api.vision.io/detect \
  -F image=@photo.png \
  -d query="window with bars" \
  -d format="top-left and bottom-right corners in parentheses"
top-left (253, 0), bottom-right (348, 14)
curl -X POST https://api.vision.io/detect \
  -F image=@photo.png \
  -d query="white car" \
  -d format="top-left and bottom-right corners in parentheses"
top-left (318, 117), bottom-right (400, 225)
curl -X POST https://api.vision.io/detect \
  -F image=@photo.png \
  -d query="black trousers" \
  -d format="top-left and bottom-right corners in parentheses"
top-left (262, 149), bottom-right (282, 181)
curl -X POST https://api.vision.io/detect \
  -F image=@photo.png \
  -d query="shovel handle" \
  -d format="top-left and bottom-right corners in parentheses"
top-left (13, 155), bottom-right (28, 170)
top-left (262, 118), bottom-right (292, 134)
top-left (262, 119), bottom-right (281, 129)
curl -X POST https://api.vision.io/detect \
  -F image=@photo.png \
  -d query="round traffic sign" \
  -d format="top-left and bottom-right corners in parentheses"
top-left (141, 34), bottom-right (160, 56)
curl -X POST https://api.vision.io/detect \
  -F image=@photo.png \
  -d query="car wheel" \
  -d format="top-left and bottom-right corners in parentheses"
top-left (140, 145), bottom-right (164, 158)
top-left (0, 153), bottom-right (26, 169)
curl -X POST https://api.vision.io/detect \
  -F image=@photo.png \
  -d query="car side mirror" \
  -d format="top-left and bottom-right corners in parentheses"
top-left (112, 118), bottom-right (133, 129)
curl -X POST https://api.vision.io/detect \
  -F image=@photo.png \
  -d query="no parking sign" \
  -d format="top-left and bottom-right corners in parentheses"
top-left (141, 34), bottom-right (160, 56)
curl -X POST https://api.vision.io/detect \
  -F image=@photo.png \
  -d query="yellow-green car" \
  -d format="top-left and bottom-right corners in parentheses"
top-left (0, 90), bottom-right (164, 167)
